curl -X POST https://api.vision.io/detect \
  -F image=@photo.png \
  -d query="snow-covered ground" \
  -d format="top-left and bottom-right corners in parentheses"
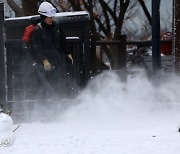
top-left (1, 70), bottom-right (180, 154)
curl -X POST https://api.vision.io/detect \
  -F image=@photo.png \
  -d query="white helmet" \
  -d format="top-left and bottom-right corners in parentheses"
top-left (38, 2), bottom-right (56, 17)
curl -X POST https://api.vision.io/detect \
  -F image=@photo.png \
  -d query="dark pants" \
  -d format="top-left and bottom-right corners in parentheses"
top-left (33, 64), bottom-right (62, 101)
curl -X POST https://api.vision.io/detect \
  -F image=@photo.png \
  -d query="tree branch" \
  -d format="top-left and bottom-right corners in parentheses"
top-left (68, 0), bottom-right (82, 11)
top-left (7, 0), bottom-right (23, 17)
top-left (98, 0), bottom-right (111, 35)
top-left (138, 0), bottom-right (152, 25)
top-left (99, 0), bottom-right (117, 24)
top-left (22, 0), bottom-right (39, 16)
top-left (114, 0), bottom-right (130, 39)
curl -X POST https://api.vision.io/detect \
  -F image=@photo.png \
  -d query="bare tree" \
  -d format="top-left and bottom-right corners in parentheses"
top-left (58, 0), bottom-right (136, 69)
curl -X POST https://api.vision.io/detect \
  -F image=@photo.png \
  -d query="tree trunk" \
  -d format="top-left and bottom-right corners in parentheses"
top-left (22, 0), bottom-right (39, 16)
top-left (113, 0), bottom-right (130, 39)
top-left (7, 0), bottom-right (23, 17)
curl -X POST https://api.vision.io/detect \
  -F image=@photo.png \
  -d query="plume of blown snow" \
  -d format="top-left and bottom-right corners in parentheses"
top-left (58, 69), bottom-right (180, 127)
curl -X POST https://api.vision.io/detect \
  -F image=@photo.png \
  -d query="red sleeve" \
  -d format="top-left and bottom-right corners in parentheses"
top-left (22, 25), bottom-right (36, 42)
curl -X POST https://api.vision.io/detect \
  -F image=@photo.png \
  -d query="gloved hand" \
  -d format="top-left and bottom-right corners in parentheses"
top-left (67, 54), bottom-right (73, 65)
top-left (43, 59), bottom-right (51, 71)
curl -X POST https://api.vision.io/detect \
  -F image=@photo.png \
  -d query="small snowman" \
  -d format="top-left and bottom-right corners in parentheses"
top-left (0, 105), bottom-right (16, 147)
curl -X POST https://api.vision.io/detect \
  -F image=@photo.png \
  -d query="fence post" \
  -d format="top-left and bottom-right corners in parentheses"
top-left (113, 35), bottom-right (126, 70)
top-left (0, 2), bottom-right (6, 105)
top-left (152, 0), bottom-right (161, 73)
top-left (90, 34), bottom-right (97, 74)
top-left (84, 22), bottom-right (91, 86)
top-left (118, 35), bottom-right (127, 69)
top-left (173, 0), bottom-right (180, 73)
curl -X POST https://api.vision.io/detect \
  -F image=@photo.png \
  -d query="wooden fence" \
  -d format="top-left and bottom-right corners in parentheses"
top-left (91, 37), bottom-right (173, 73)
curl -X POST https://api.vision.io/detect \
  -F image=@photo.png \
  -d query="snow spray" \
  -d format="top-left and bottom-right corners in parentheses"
top-left (58, 69), bottom-right (180, 127)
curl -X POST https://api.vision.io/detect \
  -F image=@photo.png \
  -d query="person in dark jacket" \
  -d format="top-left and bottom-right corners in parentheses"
top-left (32, 1), bottom-right (73, 100)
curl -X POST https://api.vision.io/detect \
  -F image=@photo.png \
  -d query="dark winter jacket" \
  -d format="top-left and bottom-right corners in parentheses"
top-left (32, 20), bottom-right (69, 66)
